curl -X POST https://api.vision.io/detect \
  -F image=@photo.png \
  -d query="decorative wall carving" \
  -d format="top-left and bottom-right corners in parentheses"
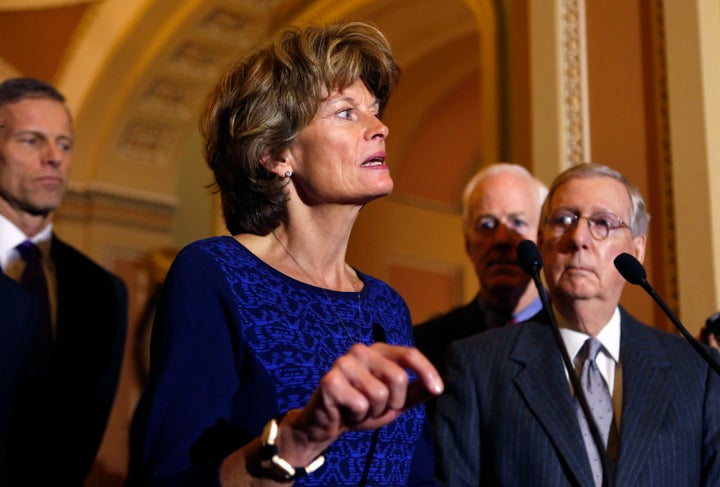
top-left (59, 181), bottom-right (176, 230)
top-left (116, 118), bottom-right (180, 168)
top-left (645, 0), bottom-right (679, 320)
top-left (560, 0), bottom-right (589, 166)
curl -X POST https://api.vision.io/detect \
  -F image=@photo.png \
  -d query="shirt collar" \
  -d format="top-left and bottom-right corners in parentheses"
top-left (558, 306), bottom-right (621, 364)
top-left (479, 294), bottom-right (544, 327)
top-left (0, 213), bottom-right (53, 270)
top-left (514, 295), bottom-right (544, 322)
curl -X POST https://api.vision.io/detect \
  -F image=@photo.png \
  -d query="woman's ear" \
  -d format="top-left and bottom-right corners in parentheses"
top-left (260, 151), bottom-right (291, 178)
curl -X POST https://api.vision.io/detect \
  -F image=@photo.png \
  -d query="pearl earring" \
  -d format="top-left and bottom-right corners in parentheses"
top-left (285, 170), bottom-right (293, 178)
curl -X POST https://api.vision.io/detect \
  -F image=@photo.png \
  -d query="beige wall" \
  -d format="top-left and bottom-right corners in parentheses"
top-left (3, 1), bottom-right (720, 484)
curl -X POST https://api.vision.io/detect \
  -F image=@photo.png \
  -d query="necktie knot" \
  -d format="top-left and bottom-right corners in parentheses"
top-left (16, 241), bottom-right (46, 293)
top-left (578, 337), bottom-right (603, 364)
top-left (16, 240), bottom-right (42, 264)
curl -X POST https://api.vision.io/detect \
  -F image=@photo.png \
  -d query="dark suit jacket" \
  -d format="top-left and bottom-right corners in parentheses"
top-left (414, 296), bottom-right (488, 378)
top-left (0, 273), bottom-right (38, 484)
top-left (7, 235), bottom-right (128, 486)
top-left (435, 307), bottom-right (720, 486)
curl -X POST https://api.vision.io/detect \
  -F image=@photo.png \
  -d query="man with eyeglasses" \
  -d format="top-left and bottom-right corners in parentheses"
top-left (434, 163), bottom-right (720, 486)
top-left (414, 163), bottom-right (548, 378)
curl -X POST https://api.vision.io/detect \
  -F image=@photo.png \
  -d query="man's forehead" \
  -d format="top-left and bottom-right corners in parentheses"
top-left (551, 176), bottom-right (631, 212)
top-left (469, 199), bottom-right (533, 219)
top-left (0, 98), bottom-right (73, 134)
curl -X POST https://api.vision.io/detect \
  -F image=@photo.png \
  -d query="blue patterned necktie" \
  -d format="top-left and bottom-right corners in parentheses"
top-left (16, 240), bottom-right (53, 361)
top-left (575, 338), bottom-right (614, 487)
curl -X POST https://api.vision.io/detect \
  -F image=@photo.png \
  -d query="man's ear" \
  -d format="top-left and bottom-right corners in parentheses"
top-left (632, 234), bottom-right (647, 264)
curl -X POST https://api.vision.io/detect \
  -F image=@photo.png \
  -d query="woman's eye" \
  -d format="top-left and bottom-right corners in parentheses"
top-left (338, 109), bottom-right (352, 119)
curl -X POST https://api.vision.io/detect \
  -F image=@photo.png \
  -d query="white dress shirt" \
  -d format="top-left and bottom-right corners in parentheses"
top-left (557, 306), bottom-right (622, 394)
top-left (0, 213), bottom-right (57, 326)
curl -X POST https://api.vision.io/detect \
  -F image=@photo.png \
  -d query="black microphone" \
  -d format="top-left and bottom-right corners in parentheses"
top-left (517, 240), bottom-right (551, 305)
top-left (517, 240), bottom-right (614, 487)
top-left (517, 239), bottom-right (543, 276)
top-left (614, 253), bottom-right (720, 376)
top-left (613, 252), bottom-right (646, 285)
top-left (361, 324), bottom-right (386, 487)
top-left (363, 323), bottom-right (432, 486)
top-left (372, 322), bottom-right (387, 343)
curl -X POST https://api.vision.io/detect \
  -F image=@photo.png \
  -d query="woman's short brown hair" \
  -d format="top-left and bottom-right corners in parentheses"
top-left (200, 21), bottom-right (400, 235)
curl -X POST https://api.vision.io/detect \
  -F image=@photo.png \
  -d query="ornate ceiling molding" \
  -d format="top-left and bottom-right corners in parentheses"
top-left (60, 180), bottom-right (176, 231)
top-left (0, 0), bottom-right (101, 10)
top-left (0, 56), bottom-right (20, 79)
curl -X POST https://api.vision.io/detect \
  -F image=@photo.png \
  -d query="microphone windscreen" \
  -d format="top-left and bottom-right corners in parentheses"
top-left (372, 323), bottom-right (387, 343)
top-left (517, 239), bottom-right (543, 275)
top-left (613, 252), bottom-right (647, 285)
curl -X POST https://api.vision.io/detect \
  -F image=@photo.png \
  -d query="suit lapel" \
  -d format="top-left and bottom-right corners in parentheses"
top-left (511, 323), bottom-right (595, 486)
top-left (614, 315), bottom-right (673, 486)
top-left (50, 235), bottom-right (82, 340)
top-left (0, 274), bottom-right (38, 388)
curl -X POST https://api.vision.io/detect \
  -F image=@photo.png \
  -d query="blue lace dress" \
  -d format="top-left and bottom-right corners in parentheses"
top-left (128, 236), bottom-right (436, 486)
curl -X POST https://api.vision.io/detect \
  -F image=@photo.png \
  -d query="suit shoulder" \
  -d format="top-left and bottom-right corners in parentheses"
top-left (621, 311), bottom-right (714, 369)
top-left (414, 301), bottom-right (478, 332)
top-left (450, 320), bottom-right (524, 351)
top-left (52, 237), bottom-right (127, 292)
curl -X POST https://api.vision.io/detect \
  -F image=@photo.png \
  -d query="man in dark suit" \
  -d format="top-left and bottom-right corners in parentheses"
top-left (0, 273), bottom-right (37, 484)
top-left (414, 163), bottom-right (548, 377)
top-left (0, 77), bottom-right (127, 486)
top-left (435, 163), bottom-right (720, 486)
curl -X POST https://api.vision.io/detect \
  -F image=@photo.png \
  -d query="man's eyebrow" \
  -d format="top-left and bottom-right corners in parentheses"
top-left (14, 129), bottom-right (72, 139)
top-left (12, 129), bottom-right (47, 138)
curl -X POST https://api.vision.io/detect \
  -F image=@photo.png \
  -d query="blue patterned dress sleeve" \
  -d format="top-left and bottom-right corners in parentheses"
top-left (127, 236), bottom-right (437, 486)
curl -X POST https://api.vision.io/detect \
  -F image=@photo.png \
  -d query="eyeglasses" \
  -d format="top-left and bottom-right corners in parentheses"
top-left (544, 210), bottom-right (630, 241)
top-left (472, 214), bottom-right (531, 238)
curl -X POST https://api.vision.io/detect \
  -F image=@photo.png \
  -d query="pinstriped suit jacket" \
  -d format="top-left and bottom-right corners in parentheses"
top-left (434, 307), bottom-right (720, 486)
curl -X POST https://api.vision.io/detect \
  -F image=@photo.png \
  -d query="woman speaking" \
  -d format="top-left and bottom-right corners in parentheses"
top-left (128, 21), bottom-right (443, 487)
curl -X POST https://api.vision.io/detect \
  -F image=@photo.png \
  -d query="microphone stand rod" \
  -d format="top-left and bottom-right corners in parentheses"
top-left (530, 273), bottom-right (614, 487)
top-left (640, 280), bottom-right (720, 377)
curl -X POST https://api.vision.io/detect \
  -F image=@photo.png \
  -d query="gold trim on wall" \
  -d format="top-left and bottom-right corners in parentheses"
top-left (644, 0), bottom-right (679, 327)
top-left (561, 0), bottom-right (589, 166)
